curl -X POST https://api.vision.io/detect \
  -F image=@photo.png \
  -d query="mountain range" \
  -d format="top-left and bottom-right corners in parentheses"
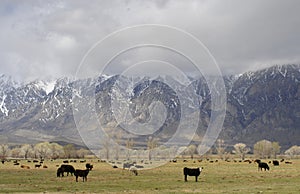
top-left (0, 64), bottom-right (299, 151)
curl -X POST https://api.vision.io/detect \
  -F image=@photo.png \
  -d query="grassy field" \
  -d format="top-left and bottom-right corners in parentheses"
top-left (0, 158), bottom-right (300, 193)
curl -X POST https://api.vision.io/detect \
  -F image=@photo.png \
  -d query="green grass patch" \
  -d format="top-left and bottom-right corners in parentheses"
top-left (0, 159), bottom-right (300, 193)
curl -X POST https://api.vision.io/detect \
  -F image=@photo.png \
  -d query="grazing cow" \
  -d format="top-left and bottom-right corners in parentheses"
top-left (285, 161), bottom-right (292, 164)
top-left (21, 165), bottom-right (30, 169)
top-left (244, 159), bottom-right (252, 164)
top-left (74, 169), bottom-right (89, 182)
top-left (86, 163), bottom-right (93, 171)
top-left (273, 160), bottom-right (279, 166)
top-left (59, 164), bottom-right (76, 176)
top-left (183, 167), bottom-right (202, 182)
top-left (57, 167), bottom-right (63, 177)
top-left (135, 165), bottom-right (144, 169)
top-left (33, 160), bottom-right (39, 163)
top-left (35, 164), bottom-right (41, 168)
top-left (254, 159), bottom-right (261, 163)
top-left (123, 162), bottom-right (134, 169)
top-left (43, 165), bottom-right (48, 168)
top-left (63, 160), bottom-right (69, 163)
top-left (258, 162), bottom-right (269, 171)
top-left (129, 166), bottom-right (138, 176)
top-left (280, 159), bottom-right (285, 162)
top-left (1, 160), bottom-right (4, 164)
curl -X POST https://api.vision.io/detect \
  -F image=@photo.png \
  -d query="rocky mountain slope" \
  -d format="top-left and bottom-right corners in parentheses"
top-left (0, 64), bottom-right (299, 150)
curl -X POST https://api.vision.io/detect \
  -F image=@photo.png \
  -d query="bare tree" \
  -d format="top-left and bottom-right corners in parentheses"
top-left (113, 131), bottom-right (122, 160)
top-left (185, 145), bottom-right (197, 160)
top-left (102, 138), bottom-right (111, 160)
top-left (49, 143), bottom-right (64, 159)
top-left (0, 144), bottom-right (9, 160)
top-left (63, 144), bottom-right (76, 159)
top-left (125, 138), bottom-right (134, 160)
top-left (34, 142), bottom-right (51, 159)
top-left (216, 139), bottom-right (226, 159)
top-left (254, 140), bottom-right (281, 159)
top-left (76, 148), bottom-right (90, 159)
top-left (10, 147), bottom-right (21, 158)
top-left (20, 144), bottom-right (32, 159)
top-left (271, 142), bottom-right (281, 159)
top-left (147, 137), bottom-right (158, 161)
top-left (233, 143), bottom-right (250, 160)
top-left (285, 145), bottom-right (300, 159)
top-left (254, 140), bottom-right (272, 158)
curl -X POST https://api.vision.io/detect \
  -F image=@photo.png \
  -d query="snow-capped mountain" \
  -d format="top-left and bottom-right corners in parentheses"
top-left (0, 64), bottom-right (299, 150)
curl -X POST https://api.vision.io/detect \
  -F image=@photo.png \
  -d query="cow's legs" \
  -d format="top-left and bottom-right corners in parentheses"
top-left (195, 176), bottom-right (198, 182)
top-left (184, 175), bottom-right (187, 182)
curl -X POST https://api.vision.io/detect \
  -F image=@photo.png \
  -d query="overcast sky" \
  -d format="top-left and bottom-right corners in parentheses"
top-left (1, 0), bottom-right (300, 82)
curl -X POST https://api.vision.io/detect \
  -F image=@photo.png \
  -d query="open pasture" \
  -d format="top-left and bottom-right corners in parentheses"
top-left (0, 158), bottom-right (300, 193)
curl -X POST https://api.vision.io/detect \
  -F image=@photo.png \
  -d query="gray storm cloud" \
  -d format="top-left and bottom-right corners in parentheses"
top-left (0, 0), bottom-right (300, 82)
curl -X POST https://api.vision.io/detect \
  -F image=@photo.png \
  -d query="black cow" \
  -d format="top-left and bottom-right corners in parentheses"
top-left (135, 165), bottom-right (144, 169)
top-left (183, 167), bottom-right (202, 182)
top-left (273, 160), bottom-right (279, 166)
top-left (254, 159), bottom-right (261, 163)
top-left (258, 162), bottom-right (269, 171)
top-left (59, 164), bottom-right (75, 176)
top-left (57, 167), bottom-right (63, 177)
top-left (123, 162), bottom-right (134, 169)
top-left (86, 163), bottom-right (93, 171)
top-left (74, 169), bottom-right (89, 182)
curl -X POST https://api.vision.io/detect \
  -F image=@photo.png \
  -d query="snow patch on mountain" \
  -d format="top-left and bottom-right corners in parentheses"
top-left (0, 95), bottom-right (9, 116)
top-left (34, 80), bottom-right (56, 95)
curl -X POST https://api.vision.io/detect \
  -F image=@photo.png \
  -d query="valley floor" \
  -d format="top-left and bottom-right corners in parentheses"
top-left (0, 158), bottom-right (300, 193)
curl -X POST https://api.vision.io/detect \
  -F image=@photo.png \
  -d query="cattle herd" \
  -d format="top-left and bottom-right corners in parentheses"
top-left (0, 157), bottom-right (293, 182)
top-left (56, 163), bottom-right (94, 182)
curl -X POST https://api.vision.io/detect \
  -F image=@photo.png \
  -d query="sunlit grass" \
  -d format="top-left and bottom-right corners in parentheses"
top-left (0, 158), bottom-right (299, 193)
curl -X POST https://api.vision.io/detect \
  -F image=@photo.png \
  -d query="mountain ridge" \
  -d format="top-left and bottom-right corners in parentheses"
top-left (0, 64), bottom-right (299, 150)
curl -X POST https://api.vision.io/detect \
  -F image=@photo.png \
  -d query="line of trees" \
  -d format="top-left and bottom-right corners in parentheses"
top-left (99, 138), bottom-right (300, 161)
top-left (1, 139), bottom-right (300, 161)
top-left (182, 139), bottom-right (300, 160)
top-left (0, 142), bottom-right (91, 160)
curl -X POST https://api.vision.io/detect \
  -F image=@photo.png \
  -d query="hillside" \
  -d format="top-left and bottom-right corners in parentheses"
top-left (0, 64), bottom-right (299, 150)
